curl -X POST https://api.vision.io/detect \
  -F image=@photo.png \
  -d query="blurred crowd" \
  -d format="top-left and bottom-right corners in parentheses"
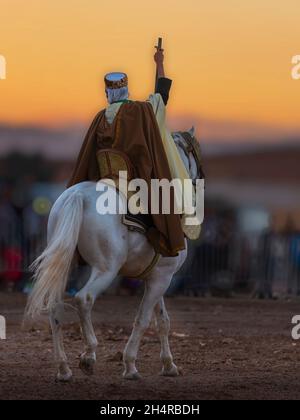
top-left (255, 220), bottom-right (300, 298)
top-left (1, 178), bottom-right (300, 299)
top-left (0, 181), bottom-right (48, 292)
top-left (178, 211), bottom-right (300, 299)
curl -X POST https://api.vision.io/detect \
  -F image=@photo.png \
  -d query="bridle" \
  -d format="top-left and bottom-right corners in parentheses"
top-left (177, 131), bottom-right (205, 183)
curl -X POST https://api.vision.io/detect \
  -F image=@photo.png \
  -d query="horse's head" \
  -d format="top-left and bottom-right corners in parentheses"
top-left (172, 127), bottom-right (205, 184)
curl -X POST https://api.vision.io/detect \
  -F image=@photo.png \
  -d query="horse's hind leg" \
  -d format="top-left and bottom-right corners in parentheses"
top-left (154, 298), bottom-right (179, 377)
top-left (50, 303), bottom-right (72, 382)
top-left (75, 267), bottom-right (118, 376)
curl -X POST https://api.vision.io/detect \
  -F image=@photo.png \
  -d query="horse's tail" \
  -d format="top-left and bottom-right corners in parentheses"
top-left (26, 191), bottom-right (84, 318)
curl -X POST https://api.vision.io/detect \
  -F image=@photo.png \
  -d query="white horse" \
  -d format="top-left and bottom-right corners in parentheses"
top-left (26, 128), bottom-right (202, 382)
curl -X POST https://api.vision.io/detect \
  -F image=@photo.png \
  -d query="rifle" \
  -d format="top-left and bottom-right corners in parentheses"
top-left (155, 37), bottom-right (163, 91)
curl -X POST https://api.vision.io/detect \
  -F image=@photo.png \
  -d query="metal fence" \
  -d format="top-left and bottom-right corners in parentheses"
top-left (174, 230), bottom-right (300, 298)
top-left (1, 217), bottom-right (300, 298)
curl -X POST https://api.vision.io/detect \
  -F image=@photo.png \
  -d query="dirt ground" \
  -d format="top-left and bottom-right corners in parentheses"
top-left (1, 292), bottom-right (300, 400)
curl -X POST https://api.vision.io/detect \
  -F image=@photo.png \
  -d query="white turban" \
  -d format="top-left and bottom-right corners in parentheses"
top-left (106, 86), bottom-right (129, 104)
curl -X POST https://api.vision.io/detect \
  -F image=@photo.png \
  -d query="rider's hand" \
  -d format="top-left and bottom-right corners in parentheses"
top-left (154, 48), bottom-right (164, 64)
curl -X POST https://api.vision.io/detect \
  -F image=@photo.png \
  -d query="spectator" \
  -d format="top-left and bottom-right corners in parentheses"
top-left (290, 229), bottom-right (300, 296)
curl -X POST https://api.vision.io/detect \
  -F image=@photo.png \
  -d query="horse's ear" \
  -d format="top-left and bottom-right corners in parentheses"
top-left (189, 126), bottom-right (195, 136)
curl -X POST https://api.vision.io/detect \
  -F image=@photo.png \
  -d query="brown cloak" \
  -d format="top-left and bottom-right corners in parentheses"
top-left (67, 101), bottom-right (185, 257)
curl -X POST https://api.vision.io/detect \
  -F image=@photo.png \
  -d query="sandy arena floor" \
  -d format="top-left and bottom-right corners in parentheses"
top-left (1, 292), bottom-right (300, 400)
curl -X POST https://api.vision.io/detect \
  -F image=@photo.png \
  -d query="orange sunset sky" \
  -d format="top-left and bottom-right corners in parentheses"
top-left (0, 0), bottom-right (300, 140)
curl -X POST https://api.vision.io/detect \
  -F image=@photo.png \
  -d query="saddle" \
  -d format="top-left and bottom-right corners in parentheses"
top-left (97, 149), bottom-right (153, 234)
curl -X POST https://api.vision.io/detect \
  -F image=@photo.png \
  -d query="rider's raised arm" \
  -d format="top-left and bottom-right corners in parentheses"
top-left (154, 48), bottom-right (172, 106)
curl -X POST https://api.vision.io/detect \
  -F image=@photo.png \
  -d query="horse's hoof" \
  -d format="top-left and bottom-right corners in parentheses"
top-left (79, 356), bottom-right (96, 376)
top-left (56, 369), bottom-right (73, 383)
top-left (123, 371), bottom-right (142, 380)
top-left (161, 364), bottom-right (179, 377)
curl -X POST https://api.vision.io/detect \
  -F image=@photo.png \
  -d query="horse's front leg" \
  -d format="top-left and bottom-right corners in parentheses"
top-left (123, 273), bottom-right (173, 380)
top-left (154, 297), bottom-right (179, 377)
top-left (50, 303), bottom-right (73, 382)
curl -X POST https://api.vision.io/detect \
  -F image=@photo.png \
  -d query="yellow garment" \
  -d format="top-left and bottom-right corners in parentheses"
top-left (147, 94), bottom-right (194, 214)
top-left (147, 94), bottom-right (190, 185)
top-left (147, 94), bottom-right (202, 239)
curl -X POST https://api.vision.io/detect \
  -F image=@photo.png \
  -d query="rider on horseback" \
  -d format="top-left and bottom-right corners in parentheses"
top-left (67, 46), bottom-right (191, 257)
top-left (26, 44), bottom-right (204, 382)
